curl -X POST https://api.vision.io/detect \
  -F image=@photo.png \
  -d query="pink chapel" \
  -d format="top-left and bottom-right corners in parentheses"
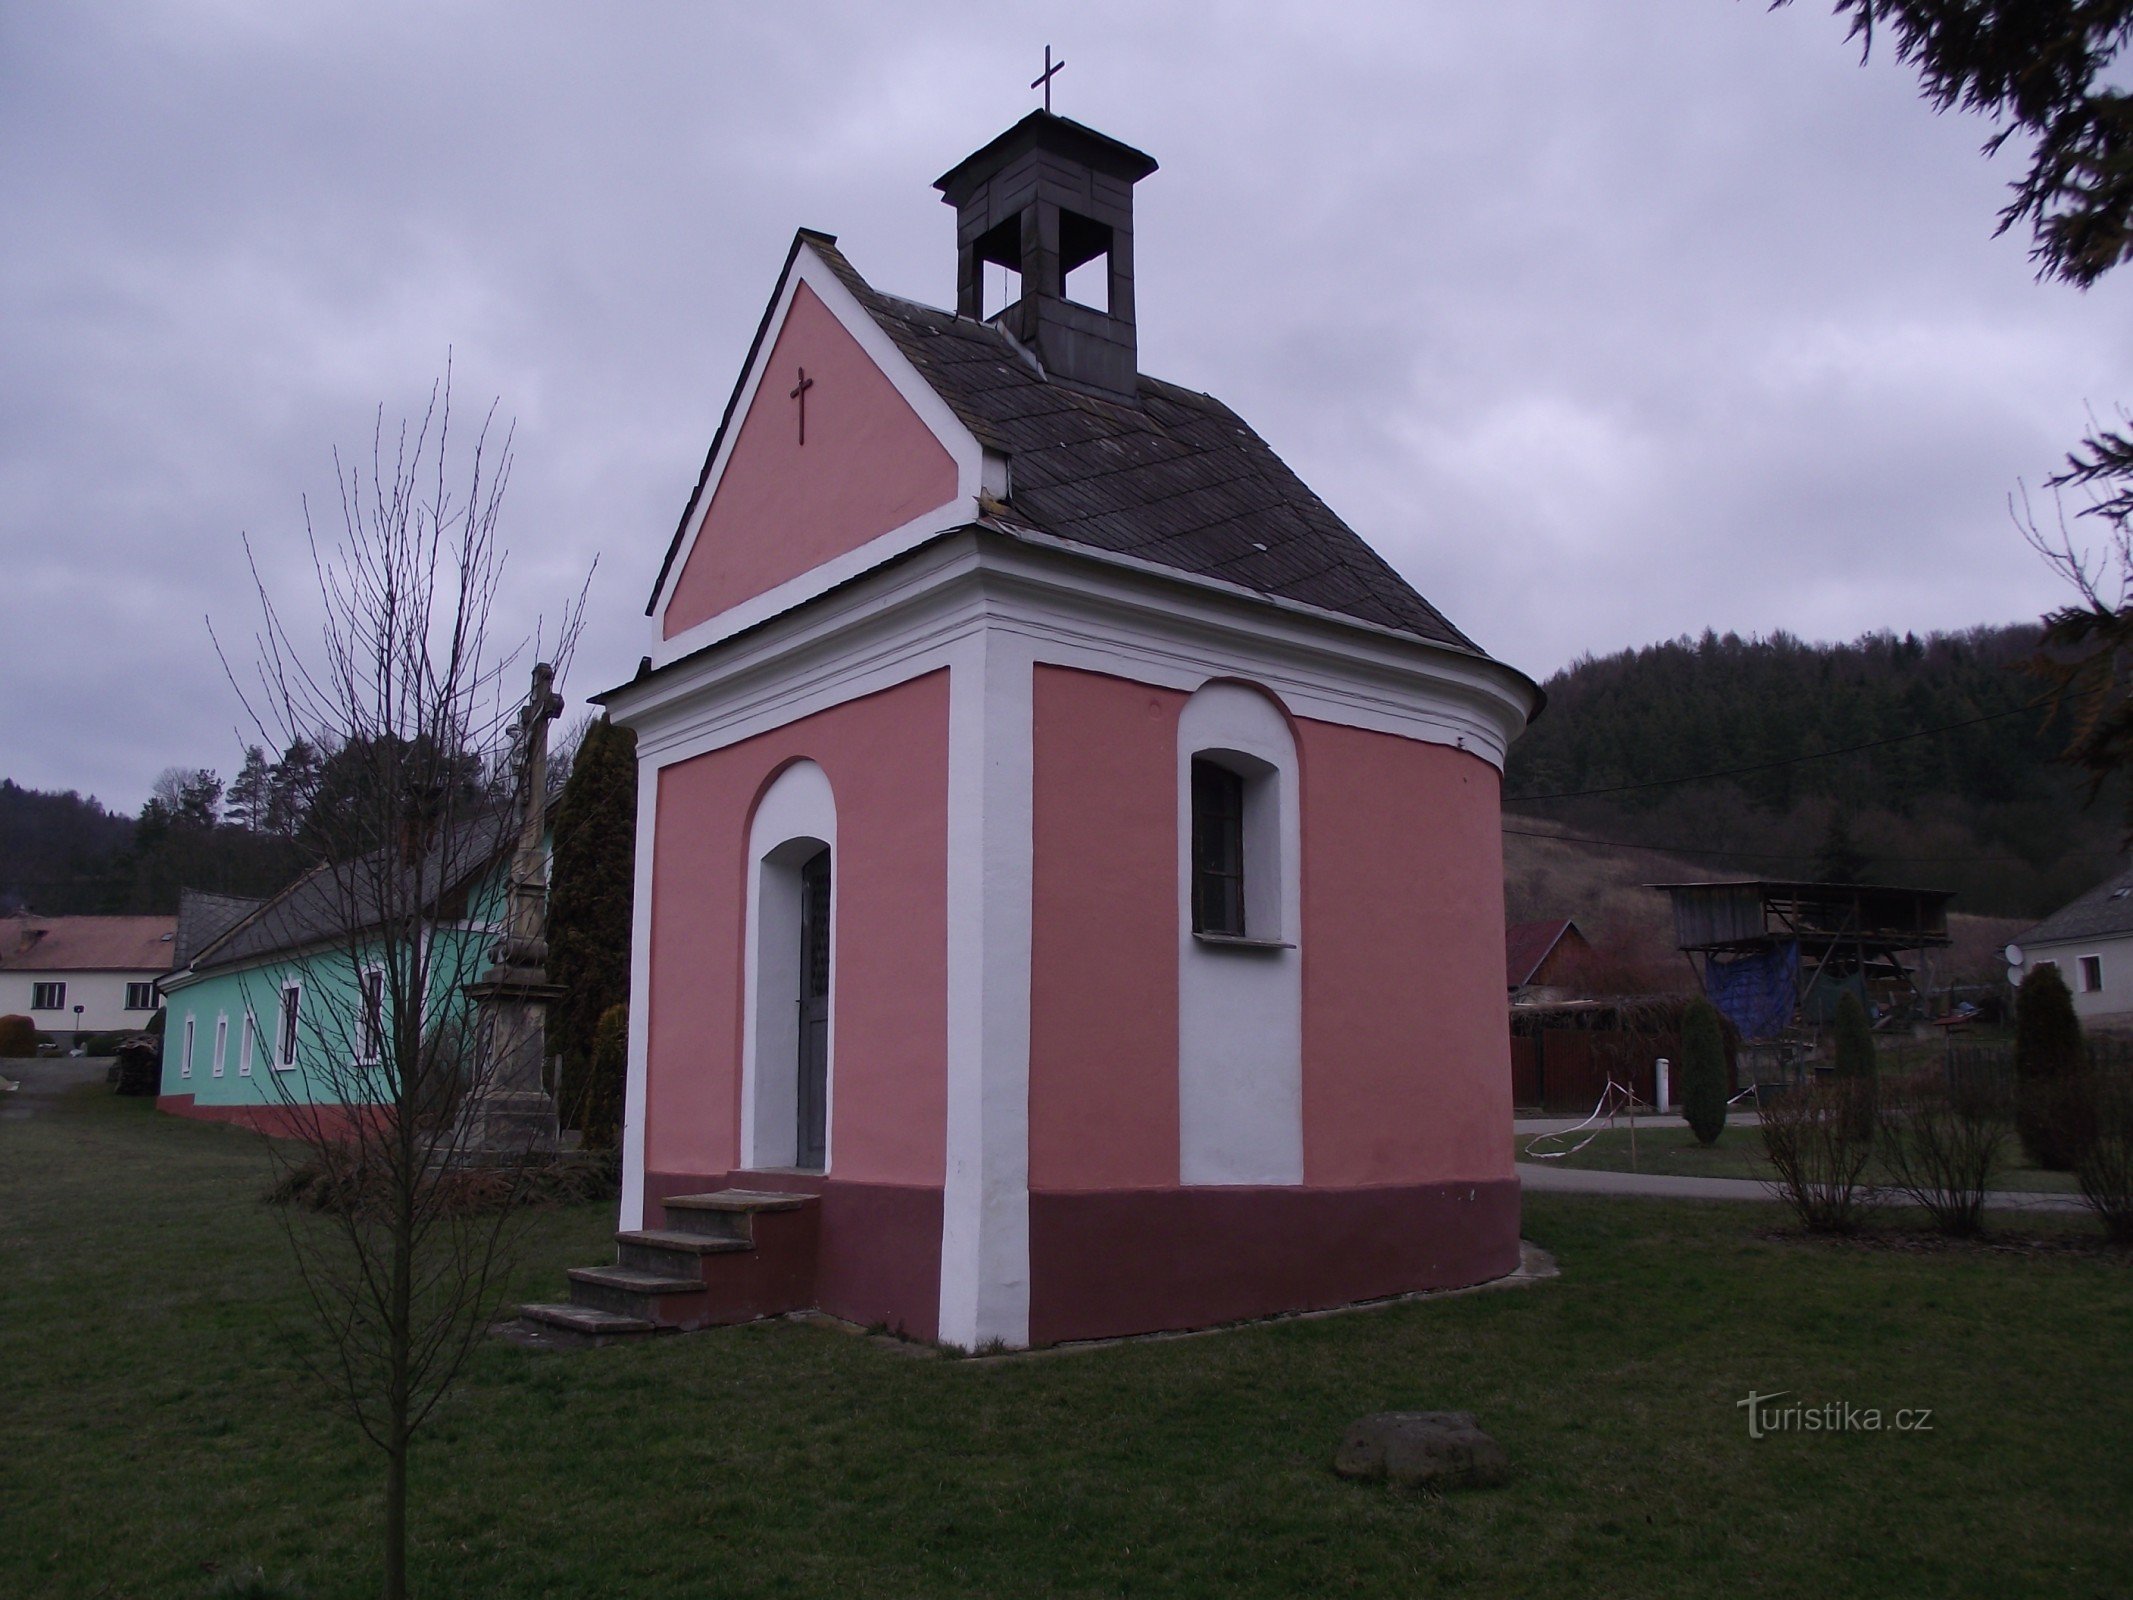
top-left (525, 111), bottom-right (1541, 1350)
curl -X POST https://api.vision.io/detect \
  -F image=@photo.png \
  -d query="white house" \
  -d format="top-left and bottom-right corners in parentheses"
top-left (2011, 862), bottom-right (2133, 1025)
top-left (0, 916), bottom-right (176, 1040)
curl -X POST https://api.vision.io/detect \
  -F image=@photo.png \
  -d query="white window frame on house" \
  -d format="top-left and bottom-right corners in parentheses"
top-left (357, 965), bottom-right (386, 1065)
top-left (238, 1010), bottom-right (256, 1078)
top-left (277, 981), bottom-right (302, 1071)
top-left (181, 1013), bottom-right (195, 1079)
top-left (212, 1013), bottom-right (228, 1078)
top-left (2080, 954), bottom-right (2104, 994)
top-left (31, 981), bottom-right (65, 1011)
top-left (125, 981), bottom-right (157, 1010)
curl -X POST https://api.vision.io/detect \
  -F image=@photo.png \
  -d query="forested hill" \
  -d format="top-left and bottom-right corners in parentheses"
top-left (1501, 623), bottom-right (2126, 919)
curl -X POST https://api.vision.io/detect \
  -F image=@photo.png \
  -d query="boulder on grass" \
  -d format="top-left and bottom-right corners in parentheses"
top-left (1333, 1411), bottom-right (1509, 1490)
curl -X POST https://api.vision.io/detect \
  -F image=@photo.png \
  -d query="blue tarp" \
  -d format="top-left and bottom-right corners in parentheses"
top-left (1705, 941), bottom-right (1799, 1041)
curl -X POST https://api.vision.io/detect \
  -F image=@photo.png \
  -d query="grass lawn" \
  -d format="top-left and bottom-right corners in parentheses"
top-left (1519, 1124), bottom-right (2084, 1193)
top-left (6, 1080), bottom-right (2131, 1599)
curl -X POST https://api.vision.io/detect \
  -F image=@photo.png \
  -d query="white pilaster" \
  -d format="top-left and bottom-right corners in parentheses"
top-left (937, 624), bottom-right (1034, 1349)
top-left (618, 750), bottom-right (663, 1232)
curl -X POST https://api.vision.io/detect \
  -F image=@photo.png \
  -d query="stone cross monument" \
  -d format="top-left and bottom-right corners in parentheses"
top-left (460, 661), bottom-right (567, 1157)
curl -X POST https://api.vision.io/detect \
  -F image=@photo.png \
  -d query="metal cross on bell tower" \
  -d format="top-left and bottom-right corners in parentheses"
top-left (1031, 45), bottom-right (1065, 113)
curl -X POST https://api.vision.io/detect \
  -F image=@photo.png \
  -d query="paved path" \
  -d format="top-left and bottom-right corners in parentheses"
top-left (1515, 1159), bottom-right (2085, 1212)
top-left (1514, 1112), bottom-right (1764, 1136)
top-left (0, 1057), bottom-right (113, 1121)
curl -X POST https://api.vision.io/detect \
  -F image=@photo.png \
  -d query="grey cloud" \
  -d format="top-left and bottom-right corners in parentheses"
top-left (3, 0), bottom-right (2124, 809)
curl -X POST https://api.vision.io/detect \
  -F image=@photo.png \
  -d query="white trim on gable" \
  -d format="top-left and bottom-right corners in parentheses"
top-left (650, 240), bottom-right (989, 664)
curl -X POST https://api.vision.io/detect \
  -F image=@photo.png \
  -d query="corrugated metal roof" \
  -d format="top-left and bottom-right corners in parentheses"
top-left (0, 916), bottom-right (176, 972)
top-left (2019, 861), bottom-right (2133, 948)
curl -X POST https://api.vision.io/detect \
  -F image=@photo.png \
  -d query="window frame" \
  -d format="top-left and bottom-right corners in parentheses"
top-left (124, 981), bottom-right (157, 1010)
top-left (212, 1013), bottom-right (228, 1078)
top-left (181, 1013), bottom-right (195, 1080)
top-left (31, 981), bottom-right (65, 1012)
top-left (238, 1010), bottom-right (255, 1078)
top-left (276, 981), bottom-right (303, 1071)
top-left (2080, 954), bottom-right (2104, 994)
top-left (1190, 757), bottom-right (1248, 938)
top-left (357, 965), bottom-right (386, 1065)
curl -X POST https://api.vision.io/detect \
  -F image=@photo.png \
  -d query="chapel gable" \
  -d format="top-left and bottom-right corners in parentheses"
top-left (659, 270), bottom-right (964, 640)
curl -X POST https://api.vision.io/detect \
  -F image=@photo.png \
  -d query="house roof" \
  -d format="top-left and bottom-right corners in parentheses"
top-left (2019, 861), bottom-right (2133, 948)
top-left (650, 233), bottom-right (1486, 658)
top-left (0, 915), bottom-right (177, 973)
top-left (185, 810), bottom-right (520, 976)
top-left (173, 890), bottom-right (266, 968)
top-left (1506, 917), bottom-right (1580, 988)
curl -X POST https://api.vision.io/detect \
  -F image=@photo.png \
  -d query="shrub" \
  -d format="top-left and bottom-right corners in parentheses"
top-left (573, 1002), bottom-right (627, 1151)
top-left (1761, 1080), bottom-right (1877, 1233)
top-left (265, 1148), bottom-right (619, 1216)
top-left (1831, 991), bottom-right (1878, 1140)
top-left (2076, 1065), bottom-right (2133, 1246)
top-left (1680, 999), bottom-right (1727, 1146)
top-left (2014, 965), bottom-right (2093, 1170)
top-left (0, 1013), bottom-right (36, 1057)
top-left (1874, 1068), bottom-right (2005, 1237)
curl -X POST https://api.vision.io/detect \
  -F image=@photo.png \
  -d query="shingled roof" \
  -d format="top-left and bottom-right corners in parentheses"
top-left (0, 916), bottom-right (176, 972)
top-left (651, 233), bottom-right (1485, 657)
top-left (2019, 862), bottom-right (2133, 948)
top-left (184, 811), bottom-right (519, 976)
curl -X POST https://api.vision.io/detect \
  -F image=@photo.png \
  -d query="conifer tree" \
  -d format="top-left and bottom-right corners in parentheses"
top-left (2015, 964), bottom-right (2092, 1170)
top-left (549, 715), bottom-right (636, 1145)
top-left (1681, 998), bottom-right (1728, 1146)
top-left (1832, 988), bottom-right (1878, 1140)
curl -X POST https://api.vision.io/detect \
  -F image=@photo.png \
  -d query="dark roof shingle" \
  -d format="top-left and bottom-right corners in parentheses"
top-left (2020, 862), bottom-right (2133, 948)
top-left (626, 239), bottom-right (1483, 655)
top-left (811, 246), bottom-right (1481, 652)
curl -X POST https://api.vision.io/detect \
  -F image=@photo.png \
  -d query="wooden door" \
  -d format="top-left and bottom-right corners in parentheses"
top-left (796, 849), bottom-right (831, 1170)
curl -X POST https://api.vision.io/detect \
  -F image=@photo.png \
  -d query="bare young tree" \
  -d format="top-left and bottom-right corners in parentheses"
top-left (214, 369), bottom-right (587, 1600)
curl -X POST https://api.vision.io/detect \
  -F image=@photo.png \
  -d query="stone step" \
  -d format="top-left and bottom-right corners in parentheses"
top-left (517, 1302), bottom-right (662, 1346)
top-left (616, 1228), bottom-right (751, 1276)
top-left (661, 1189), bottom-right (819, 1242)
top-left (665, 1188), bottom-right (817, 1212)
top-left (567, 1264), bottom-right (706, 1321)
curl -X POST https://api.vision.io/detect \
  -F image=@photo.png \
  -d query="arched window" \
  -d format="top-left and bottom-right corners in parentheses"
top-left (1176, 682), bottom-right (1303, 1185)
top-left (741, 760), bottom-right (837, 1172)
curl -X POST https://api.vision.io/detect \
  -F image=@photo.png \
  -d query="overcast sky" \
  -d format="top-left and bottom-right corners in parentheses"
top-left (5, 1), bottom-right (2129, 812)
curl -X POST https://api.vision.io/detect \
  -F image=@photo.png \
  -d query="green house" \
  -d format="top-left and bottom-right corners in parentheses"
top-left (157, 815), bottom-right (544, 1132)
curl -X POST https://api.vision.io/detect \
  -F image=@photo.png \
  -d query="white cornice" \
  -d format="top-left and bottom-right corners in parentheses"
top-left (610, 529), bottom-right (1536, 771)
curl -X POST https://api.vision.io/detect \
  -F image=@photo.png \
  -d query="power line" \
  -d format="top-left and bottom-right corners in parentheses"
top-left (1504, 695), bottom-right (2057, 803)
